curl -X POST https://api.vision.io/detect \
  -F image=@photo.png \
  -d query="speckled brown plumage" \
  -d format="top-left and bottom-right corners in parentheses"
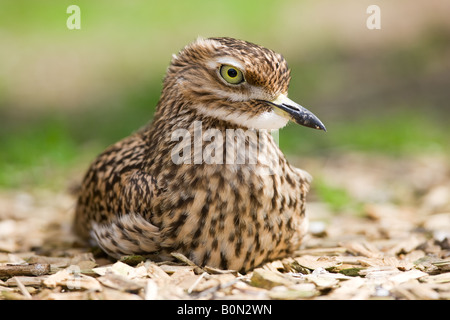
top-left (73, 37), bottom-right (325, 272)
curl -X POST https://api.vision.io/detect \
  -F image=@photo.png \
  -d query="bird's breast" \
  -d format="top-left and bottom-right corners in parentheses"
top-left (153, 155), bottom-right (308, 271)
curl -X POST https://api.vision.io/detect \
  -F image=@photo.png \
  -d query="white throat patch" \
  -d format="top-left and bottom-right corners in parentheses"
top-left (195, 104), bottom-right (289, 130)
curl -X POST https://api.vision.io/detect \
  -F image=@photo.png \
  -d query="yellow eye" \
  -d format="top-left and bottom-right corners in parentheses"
top-left (219, 65), bottom-right (244, 84)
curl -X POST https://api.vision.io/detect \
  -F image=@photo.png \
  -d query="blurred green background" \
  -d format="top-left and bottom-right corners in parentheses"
top-left (0, 0), bottom-right (449, 190)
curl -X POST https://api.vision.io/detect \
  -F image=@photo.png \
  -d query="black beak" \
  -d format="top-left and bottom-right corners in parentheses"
top-left (265, 94), bottom-right (326, 131)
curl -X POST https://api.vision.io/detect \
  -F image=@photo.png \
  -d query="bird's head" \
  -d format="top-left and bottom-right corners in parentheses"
top-left (163, 37), bottom-right (326, 132)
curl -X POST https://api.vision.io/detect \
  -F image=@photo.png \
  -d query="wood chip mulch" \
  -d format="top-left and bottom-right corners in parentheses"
top-left (0, 153), bottom-right (449, 300)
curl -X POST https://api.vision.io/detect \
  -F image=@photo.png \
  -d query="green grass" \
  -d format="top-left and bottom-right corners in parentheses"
top-left (0, 116), bottom-right (79, 189)
top-left (280, 110), bottom-right (449, 156)
top-left (0, 0), bottom-right (284, 41)
top-left (313, 178), bottom-right (362, 213)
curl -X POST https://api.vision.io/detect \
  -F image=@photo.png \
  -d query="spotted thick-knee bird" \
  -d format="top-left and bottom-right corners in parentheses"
top-left (73, 37), bottom-right (326, 272)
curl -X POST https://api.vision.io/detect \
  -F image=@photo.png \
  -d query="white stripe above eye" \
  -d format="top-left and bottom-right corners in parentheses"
top-left (207, 56), bottom-right (245, 71)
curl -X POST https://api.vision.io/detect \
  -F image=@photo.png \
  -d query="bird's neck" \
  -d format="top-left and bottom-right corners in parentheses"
top-left (151, 94), bottom-right (249, 132)
top-left (142, 99), bottom-right (280, 171)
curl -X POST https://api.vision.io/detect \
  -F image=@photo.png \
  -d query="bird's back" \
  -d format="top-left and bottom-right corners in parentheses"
top-left (73, 131), bottom-right (152, 240)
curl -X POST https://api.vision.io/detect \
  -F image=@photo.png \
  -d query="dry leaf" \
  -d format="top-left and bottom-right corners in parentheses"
top-left (269, 283), bottom-right (317, 299)
top-left (387, 269), bottom-right (428, 284)
top-left (97, 273), bottom-right (144, 292)
top-left (295, 255), bottom-right (342, 271)
top-left (145, 262), bottom-right (171, 279)
top-left (43, 267), bottom-right (102, 291)
top-left (342, 241), bottom-right (382, 258)
top-left (144, 279), bottom-right (158, 300)
top-left (250, 268), bottom-right (293, 289)
top-left (420, 272), bottom-right (450, 284)
top-left (5, 276), bottom-right (45, 288)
